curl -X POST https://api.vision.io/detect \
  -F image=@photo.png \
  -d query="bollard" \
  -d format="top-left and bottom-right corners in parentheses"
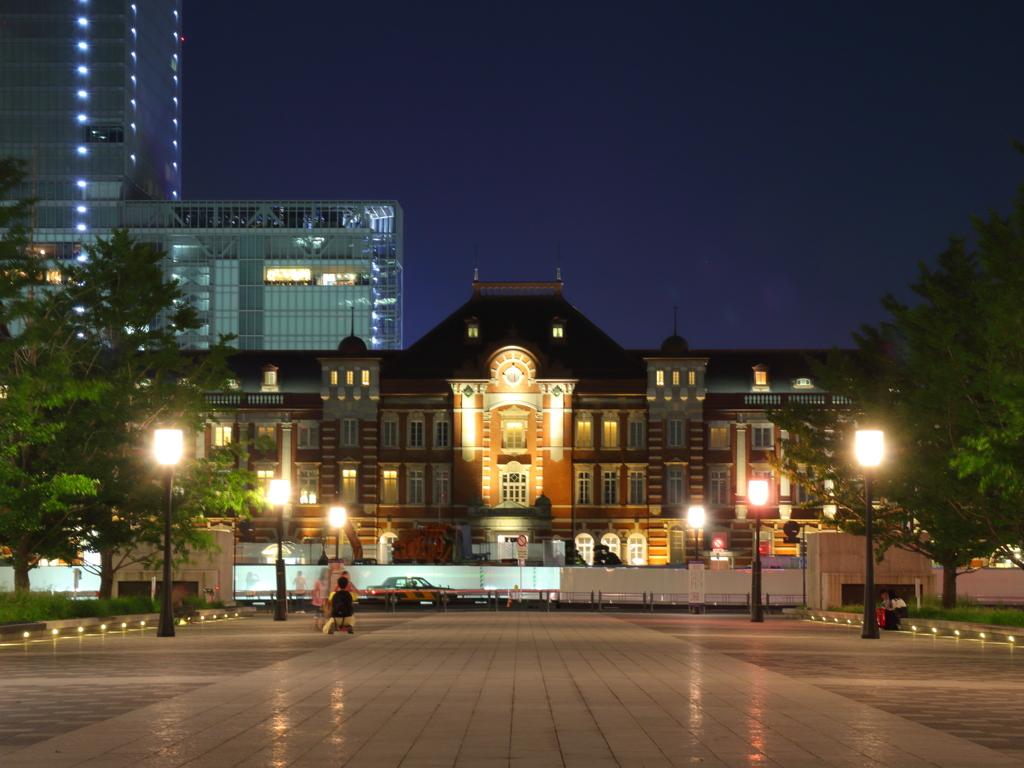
top-left (598, 590), bottom-right (603, 612)
top-left (590, 591), bottom-right (595, 612)
top-left (546, 590), bottom-right (551, 612)
top-left (643, 591), bottom-right (647, 611)
top-left (766, 594), bottom-right (770, 613)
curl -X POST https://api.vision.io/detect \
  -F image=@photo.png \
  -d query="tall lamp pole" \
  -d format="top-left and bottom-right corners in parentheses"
top-left (856, 430), bottom-right (884, 639)
top-left (267, 479), bottom-right (290, 622)
top-left (686, 506), bottom-right (705, 563)
top-left (329, 506), bottom-right (347, 560)
top-left (154, 429), bottom-right (183, 638)
top-left (748, 479), bottom-right (770, 623)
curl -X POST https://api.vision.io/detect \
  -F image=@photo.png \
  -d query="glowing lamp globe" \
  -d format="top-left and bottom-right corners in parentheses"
top-left (329, 506), bottom-right (347, 528)
top-left (686, 506), bottom-right (706, 529)
top-left (855, 430), bottom-right (884, 467)
top-left (267, 479), bottom-right (290, 506)
top-left (748, 479), bottom-right (769, 506)
top-left (154, 429), bottom-right (183, 465)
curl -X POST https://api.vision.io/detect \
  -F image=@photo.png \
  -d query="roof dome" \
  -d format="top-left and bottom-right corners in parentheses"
top-left (660, 334), bottom-right (689, 356)
top-left (337, 334), bottom-right (368, 355)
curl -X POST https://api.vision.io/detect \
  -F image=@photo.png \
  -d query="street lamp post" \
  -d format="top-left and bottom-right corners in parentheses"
top-left (329, 506), bottom-right (347, 560)
top-left (154, 429), bottom-right (183, 638)
top-left (748, 479), bottom-right (770, 623)
top-left (267, 479), bottom-right (290, 622)
top-left (856, 429), bottom-right (884, 639)
top-left (686, 506), bottom-right (705, 563)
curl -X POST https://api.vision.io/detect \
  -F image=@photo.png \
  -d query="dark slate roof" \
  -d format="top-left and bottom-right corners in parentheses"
top-left (692, 349), bottom-right (834, 393)
top-left (222, 350), bottom-right (399, 393)
top-left (384, 282), bottom-right (647, 380)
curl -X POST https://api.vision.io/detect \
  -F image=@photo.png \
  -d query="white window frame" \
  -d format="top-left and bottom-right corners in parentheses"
top-left (667, 466), bottom-right (686, 505)
top-left (628, 469), bottom-right (645, 505)
top-left (213, 425), bottom-right (232, 447)
top-left (297, 422), bottom-right (319, 448)
top-left (381, 415), bottom-right (398, 448)
top-left (600, 533), bottom-right (621, 559)
top-left (434, 417), bottom-right (451, 448)
top-left (575, 467), bottom-right (592, 505)
top-left (341, 418), bottom-right (358, 447)
top-left (709, 421), bottom-right (729, 450)
top-left (667, 419), bottom-right (685, 447)
top-left (602, 414), bottom-right (619, 449)
top-left (339, 465), bottom-right (358, 504)
top-left (500, 464), bottom-right (529, 505)
top-left (380, 468), bottom-right (399, 504)
top-left (408, 414), bottom-right (425, 448)
top-left (407, 468), bottom-right (425, 505)
top-left (627, 417), bottom-right (645, 449)
top-left (752, 424), bottom-right (774, 450)
top-left (433, 466), bottom-right (451, 505)
top-left (575, 533), bottom-right (594, 565)
top-left (297, 465), bottom-right (319, 504)
top-left (575, 413), bottom-right (593, 448)
top-left (627, 534), bottom-right (647, 565)
top-left (709, 467), bottom-right (729, 506)
top-left (601, 467), bottom-right (619, 505)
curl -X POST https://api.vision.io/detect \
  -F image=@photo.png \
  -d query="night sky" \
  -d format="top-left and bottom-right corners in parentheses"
top-left (182, 2), bottom-right (1024, 352)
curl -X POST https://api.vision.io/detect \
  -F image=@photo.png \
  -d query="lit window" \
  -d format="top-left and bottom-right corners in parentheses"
top-left (467, 323), bottom-right (479, 338)
top-left (754, 369), bottom-right (768, 387)
top-left (794, 377), bottom-right (812, 388)
top-left (256, 426), bottom-right (276, 444)
top-left (408, 469), bottom-right (424, 505)
top-left (656, 370), bottom-right (664, 386)
top-left (688, 370), bottom-right (696, 386)
top-left (361, 369), bottom-right (370, 386)
top-left (576, 469), bottom-right (592, 505)
top-left (381, 470), bottom-right (398, 504)
top-left (627, 535), bottom-right (647, 565)
top-left (575, 415), bottom-right (593, 448)
top-left (340, 468), bottom-right (358, 503)
top-left (345, 369), bottom-right (354, 386)
top-left (330, 370), bottom-right (338, 386)
top-left (601, 534), bottom-right (621, 560)
top-left (672, 370), bottom-right (680, 386)
top-left (501, 468), bottom-right (528, 504)
top-left (503, 421), bottom-right (525, 450)
top-left (602, 469), bottom-right (619, 505)
top-left (263, 369), bottom-right (277, 387)
top-left (298, 467), bottom-right (318, 504)
top-left (575, 533), bottom-right (594, 565)
top-left (213, 426), bottom-right (232, 447)
top-left (602, 417), bottom-right (619, 449)
top-left (552, 324), bottom-right (564, 338)
top-left (628, 471), bottom-right (645, 505)
top-left (341, 419), bottom-right (358, 446)
top-left (667, 419), bottom-right (685, 447)
top-left (709, 423), bottom-right (729, 449)
top-left (256, 469), bottom-right (274, 494)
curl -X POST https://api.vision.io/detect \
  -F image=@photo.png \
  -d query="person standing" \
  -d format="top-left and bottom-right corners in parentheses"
top-left (311, 568), bottom-right (329, 631)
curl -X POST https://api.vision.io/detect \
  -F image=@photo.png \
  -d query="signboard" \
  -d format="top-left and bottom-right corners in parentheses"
top-left (711, 535), bottom-right (727, 551)
top-left (517, 535), bottom-right (529, 562)
top-left (516, 535), bottom-right (528, 546)
top-left (688, 561), bottom-right (705, 609)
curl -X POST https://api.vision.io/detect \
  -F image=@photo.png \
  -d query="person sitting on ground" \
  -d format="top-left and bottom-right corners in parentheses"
top-left (323, 576), bottom-right (355, 635)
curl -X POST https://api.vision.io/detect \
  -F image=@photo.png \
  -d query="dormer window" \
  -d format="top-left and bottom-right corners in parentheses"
top-left (261, 365), bottom-right (279, 392)
top-left (465, 317), bottom-right (480, 340)
top-left (794, 377), bottom-right (813, 389)
top-left (752, 365), bottom-right (769, 391)
top-left (551, 317), bottom-right (566, 339)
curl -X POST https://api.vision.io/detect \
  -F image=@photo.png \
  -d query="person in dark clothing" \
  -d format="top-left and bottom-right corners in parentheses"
top-left (323, 576), bottom-right (355, 635)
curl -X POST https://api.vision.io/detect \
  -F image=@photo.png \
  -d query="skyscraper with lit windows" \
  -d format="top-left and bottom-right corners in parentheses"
top-left (0, 2), bottom-right (403, 350)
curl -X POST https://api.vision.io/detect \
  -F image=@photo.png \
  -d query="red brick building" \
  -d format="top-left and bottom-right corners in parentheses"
top-left (207, 281), bottom-right (840, 566)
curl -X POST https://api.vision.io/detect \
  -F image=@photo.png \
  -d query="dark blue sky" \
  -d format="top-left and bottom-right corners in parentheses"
top-left (182, 1), bottom-right (1024, 351)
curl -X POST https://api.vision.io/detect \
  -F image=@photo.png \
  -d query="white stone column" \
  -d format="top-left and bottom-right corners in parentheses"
top-left (547, 388), bottom-right (564, 462)
top-left (735, 423), bottom-right (748, 519)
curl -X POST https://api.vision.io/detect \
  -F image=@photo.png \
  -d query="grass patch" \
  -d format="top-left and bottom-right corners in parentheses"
top-left (181, 594), bottom-right (226, 610)
top-left (0, 592), bottom-right (158, 624)
top-left (826, 598), bottom-right (1024, 628)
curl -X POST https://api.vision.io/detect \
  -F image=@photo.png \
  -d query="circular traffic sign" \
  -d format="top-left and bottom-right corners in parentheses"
top-left (711, 536), bottom-right (726, 550)
top-left (516, 535), bottom-right (528, 547)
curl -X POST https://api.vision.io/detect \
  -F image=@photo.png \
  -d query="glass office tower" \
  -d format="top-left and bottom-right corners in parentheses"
top-left (0, 0), bottom-right (182, 241)
top-left (122, 199), bottom-right (403, 350)
top-left (1, 2), bottom-right (404, 350)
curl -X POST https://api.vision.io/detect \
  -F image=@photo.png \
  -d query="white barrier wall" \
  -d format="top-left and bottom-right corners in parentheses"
top-left (941, 567), bottom-right (1024, 600)
top-left (559, 567), bottom-right (807, 597)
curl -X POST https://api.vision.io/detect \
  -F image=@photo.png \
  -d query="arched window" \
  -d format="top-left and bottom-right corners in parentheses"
top-left (379, 532), bottom-right (398, 564)
top-left (627, 534), bottom-right (647, 565)
top-left (575, 533), bottom-right (594, 565)
top-left (600, 533), bottom-right (621, 560)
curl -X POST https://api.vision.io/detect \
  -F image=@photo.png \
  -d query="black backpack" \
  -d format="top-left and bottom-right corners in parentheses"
top-left (331, 589), bottom-right (353, 618)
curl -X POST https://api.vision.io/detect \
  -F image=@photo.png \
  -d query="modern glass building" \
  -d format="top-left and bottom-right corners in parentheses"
top-left (0, 2), bottom-right (403, 350)
top-left (122, 199), bottom-right (402, 350)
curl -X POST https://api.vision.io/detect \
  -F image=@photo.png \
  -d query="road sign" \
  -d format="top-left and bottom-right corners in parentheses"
top-left (516, 535), bottom-right (528, 547)
top-left (711, 535), bottom-right (727, 551)
top-left (782, 520), bottom-right (801, 544)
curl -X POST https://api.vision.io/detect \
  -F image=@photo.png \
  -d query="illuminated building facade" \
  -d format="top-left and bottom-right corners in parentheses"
top-left (207, 281), bottom-right (836, 567)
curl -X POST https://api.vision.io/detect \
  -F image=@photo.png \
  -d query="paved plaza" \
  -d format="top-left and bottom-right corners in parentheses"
top-left (1, 610), bottom-right (1023, 768)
